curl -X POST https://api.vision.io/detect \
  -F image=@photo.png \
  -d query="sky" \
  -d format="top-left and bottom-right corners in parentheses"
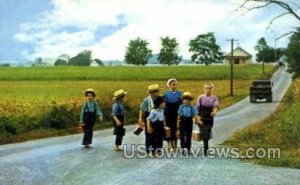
top-left (0, 0), bottom-right (299, 62)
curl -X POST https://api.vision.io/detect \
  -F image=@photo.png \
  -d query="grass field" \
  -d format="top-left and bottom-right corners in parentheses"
top-left (224, 78), bottom-right (300, 169)
top-left (0, 65), bottom-right (274, 81)
top-left (0, 64), bottom-right (276, 144)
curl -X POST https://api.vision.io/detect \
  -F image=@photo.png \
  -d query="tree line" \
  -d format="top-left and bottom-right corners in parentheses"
top-left (52, 32), bottom-right (224, 67)
top-left (124, 33), bottom-right (223, 65)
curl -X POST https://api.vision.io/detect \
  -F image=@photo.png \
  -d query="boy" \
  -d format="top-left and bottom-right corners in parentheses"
top-left (138, 84), bottom-right (162, 155)
top-left (112, 89), bottom-right (127, 151)
top-left (147, 96), bottom-right (165, 157)
top-left (177, 92), bottom-right (199, 154)
top-left (80, 89), bottom-right (103, 148)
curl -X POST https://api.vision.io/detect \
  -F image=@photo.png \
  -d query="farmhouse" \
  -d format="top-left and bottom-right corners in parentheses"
top-left (225, 46), bottom-right (252, 64)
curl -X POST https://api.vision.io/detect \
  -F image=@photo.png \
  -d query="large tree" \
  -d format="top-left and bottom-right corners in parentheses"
top-left (54, 59), bottom-right (68, 66)
top-left (255, 37), bottom-right (270, 62)
top-left (158, 36), bottom-right (181, 65)
top-left (125, 37), bottom-right (152, 65)
top-left (189, 32), bottom-right (223, 65)
top-left (238, 1), bottom-right (299, 77)
top-left (286, 27), bottom-right (300, 78)
top-left (69, 50), bottom-right (92, 66)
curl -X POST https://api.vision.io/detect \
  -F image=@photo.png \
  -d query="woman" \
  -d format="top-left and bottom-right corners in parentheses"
top-left (196, 83), bottom-right (219, 156)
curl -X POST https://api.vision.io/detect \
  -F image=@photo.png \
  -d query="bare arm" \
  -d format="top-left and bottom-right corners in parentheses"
top-left (139, 109), bottom-right (145, 126)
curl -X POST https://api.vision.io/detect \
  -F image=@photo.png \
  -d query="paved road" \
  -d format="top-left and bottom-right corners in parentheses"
top-left (0, 66), bottom-right (299, 185)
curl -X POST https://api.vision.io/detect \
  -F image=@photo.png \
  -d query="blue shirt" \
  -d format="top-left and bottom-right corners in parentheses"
top-left (111, 101), bottom-right (125, 117)
top-left (178, 104), bottom-right (198, 118)
top-left (147, 109), bottom-right (164, 123)
top-left (80, 101), bottom-right (103, 122)
top-left (164, 90), bottom-right (182, 103)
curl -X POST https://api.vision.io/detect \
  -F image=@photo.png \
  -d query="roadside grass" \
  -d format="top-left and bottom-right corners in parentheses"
top-left (223, 78), bottom-right (300, 169)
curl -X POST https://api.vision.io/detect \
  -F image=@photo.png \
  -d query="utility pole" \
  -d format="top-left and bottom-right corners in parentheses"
top-left (274, 38), bottom-right (277, 63)
top-left (226, 38), bottom-right (238, 96)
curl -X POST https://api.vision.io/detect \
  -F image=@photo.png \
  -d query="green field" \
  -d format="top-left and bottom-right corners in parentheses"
top-left (224, 78), bottom-right (300, 168)
top-left (0, 64), bottom-right (276, 144)
top-left (0, 65), bottom-right (274, 81)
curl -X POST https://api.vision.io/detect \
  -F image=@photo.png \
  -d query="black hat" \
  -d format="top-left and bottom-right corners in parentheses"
top-left (154, 96), bottom-right (164, 109)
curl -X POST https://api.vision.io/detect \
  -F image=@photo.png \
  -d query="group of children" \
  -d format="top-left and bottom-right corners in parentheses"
top-left (79, 79), bottom-right (219, 157)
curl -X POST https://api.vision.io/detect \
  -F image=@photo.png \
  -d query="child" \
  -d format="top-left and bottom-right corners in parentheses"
top-left (138, 84), bottom-right (162, 155)
top-left (196, 83), bottom-right (219, 156)
top-left (147, 96), bottom-right (165, 157)
top-left (164, 79), bottom-right (182, 151)
top-left (177, 92), bottom-right (199, 154)
top-left (80, 89), bottom-right (103, 148)
top-left (112, 89), bottom-right (127, 151)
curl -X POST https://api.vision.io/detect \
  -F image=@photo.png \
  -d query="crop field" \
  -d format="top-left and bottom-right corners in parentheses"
top-left (0, 65), bottom-right (275, 144)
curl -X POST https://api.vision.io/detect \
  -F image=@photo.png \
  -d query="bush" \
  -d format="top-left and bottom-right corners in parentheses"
top-left (41, 105), bottom-right (78, 129)
top-left (0, 115), bottom-right (19, 135)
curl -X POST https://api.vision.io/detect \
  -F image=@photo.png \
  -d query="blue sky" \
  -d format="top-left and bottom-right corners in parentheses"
top-left (0, 0), bottom-right (299, 61)
top-left (0, 0), bottom-right (52, 60)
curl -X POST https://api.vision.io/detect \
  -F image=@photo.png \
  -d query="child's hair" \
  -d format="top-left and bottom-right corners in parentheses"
top-left (154, 96), bottom-right (164, 109)
top-left (182, 96), bottom-right (192, 101)
top-left (204, 82), bottom-right (214, 89)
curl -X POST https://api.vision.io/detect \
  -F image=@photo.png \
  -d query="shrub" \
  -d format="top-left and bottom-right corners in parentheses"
top-left (41, 105), bottom-right (78, 129)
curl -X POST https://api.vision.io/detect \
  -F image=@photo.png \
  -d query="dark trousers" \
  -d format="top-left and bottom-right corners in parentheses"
top-left (179, 117), bottom-right (193, 151)
top-left (82, 122), bottom-right (94, 145)
top-left (152, 120), bottom-right (164, 153)
top-left (143, 112), bottom-right (153, 154)
top-left (113, 115), bottom-right (124, 146)
top-left (203, 138), bottom-right (209, 155)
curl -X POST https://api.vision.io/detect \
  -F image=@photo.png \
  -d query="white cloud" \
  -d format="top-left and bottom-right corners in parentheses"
top-left (14, 0), bottom-right (297, 61)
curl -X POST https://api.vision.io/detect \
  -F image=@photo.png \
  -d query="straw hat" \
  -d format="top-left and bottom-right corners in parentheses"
top-left (182, 91), bottom-right (194, 100)
top-left (147, 84), bottom-right (163, 93)
top-left (113, 89), bottom-right (127, 100)
top-left (84, 88), bottom-right (96, 96)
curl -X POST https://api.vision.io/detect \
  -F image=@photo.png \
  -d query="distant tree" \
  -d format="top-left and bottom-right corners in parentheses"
top-left (255, 37), bottom-right (269, 62)
top-left (54, 59), bottom-right (68, 66)
top-left (0, 63), bottom-right (10, 67)
top-left (255, 37), bottom-right (285, 63)
top-left (189, 32), bottom-right (223, 65)
top-left (158, 36), bottom-right (181, 65)
top-left (94, 58), bottom-right (104, 66)
top-left (69, 50), bottom-right (92, 66)
top-left (125, 37), bottom-right (152, 65)
top-left (286, 27), bottom-right (300, 78)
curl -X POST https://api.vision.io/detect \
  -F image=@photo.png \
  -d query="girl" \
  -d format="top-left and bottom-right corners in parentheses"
top-left (147, 96), bottom-right (165, 157)
top-left (177, 92), bottom-right (199, 154)
top-left (80, 89), bottom-right (103, 148)
top-left (112, 89), bottom-right (127, 151)
top-left (196, 83), bottom-right (219, 156)
top-left (164, 79), bottom-right (182, 151)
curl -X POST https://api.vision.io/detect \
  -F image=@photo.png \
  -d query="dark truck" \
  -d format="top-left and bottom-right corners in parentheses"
top-left (250, 80), bottom-right (273, 103)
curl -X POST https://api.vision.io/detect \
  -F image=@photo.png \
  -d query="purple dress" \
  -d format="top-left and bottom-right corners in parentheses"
top-left (196, 95), bottom-right (219, 139)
